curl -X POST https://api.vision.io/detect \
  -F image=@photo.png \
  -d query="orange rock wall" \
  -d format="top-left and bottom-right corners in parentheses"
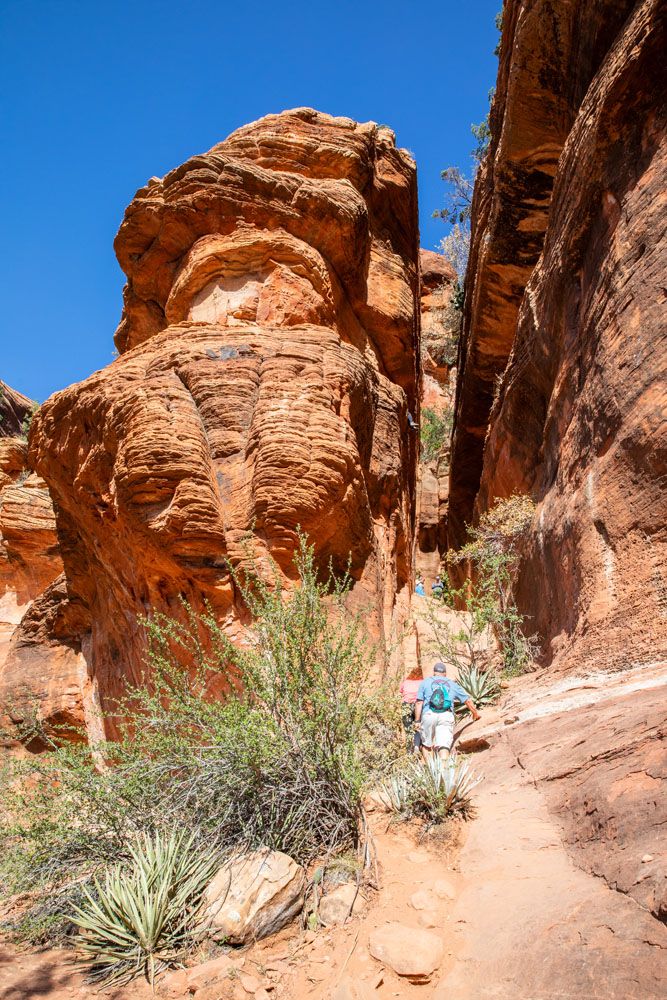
top-left (449, 0), bottom-right (667, 670)
top-left (28, 110), bottom-right (420, 734)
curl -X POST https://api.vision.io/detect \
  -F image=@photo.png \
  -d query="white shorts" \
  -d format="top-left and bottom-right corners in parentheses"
top-left (420, 709), bottom-right (455, 750)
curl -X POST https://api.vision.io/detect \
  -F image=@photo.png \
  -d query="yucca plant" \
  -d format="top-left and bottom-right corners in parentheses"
top-left (456, 662), bottom-right (501, 708)
top-left (379, 755), bottom-right (480, 823)
top-left (411, 754), bottom-right (480, 821)
top-left (376, 771), bottom-right (412, 815)
top-left (71, 830), bottom-right (219, 988)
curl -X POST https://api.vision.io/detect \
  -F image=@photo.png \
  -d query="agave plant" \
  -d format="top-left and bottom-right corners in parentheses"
top-left (456, 662), bottom-right (501, 708)
top-left (71, 829), bottom-right (219, 988)
top-left (411, 754), bottom-right (481, 821)
top-left (378, 755), bottom-right (480, 822)
top-left (376, 771), bottom-right (413, 815)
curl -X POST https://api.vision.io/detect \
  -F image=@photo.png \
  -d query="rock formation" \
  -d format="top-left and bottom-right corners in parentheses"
top-left (442, 0), bottom-right (667, 966)
top-left (0, 380), bottom-right (33, 439)
top-left (449, 0), bottom-right (667, 671)
top-left (24, 109), bottom-right (420, 737)
top-left (416, 250), bottom-right (457, 577)
top-left (0, 392), bottom-right (71, 744)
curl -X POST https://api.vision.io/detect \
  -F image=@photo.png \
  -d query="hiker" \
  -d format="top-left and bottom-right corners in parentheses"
top-left (407, 411), bottom-right (419, 431)
top-left (415, 573), bottom-right (426, 597)
top-left (414, 662), bottom-right (481, 761)
top-left (399, 670), bottom-right (423, 753)
top-left (431, 574), bottom-right (444, 598)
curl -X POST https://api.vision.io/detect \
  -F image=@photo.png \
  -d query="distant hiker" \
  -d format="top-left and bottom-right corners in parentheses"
top-left (414, 662), bottom-right (481, 761)
top-left (431, 574), bottom-right (444, 598)
top-left (407, 411), bottom-right (419, 431)
top-left (399, 671), bottom-right (423, 753)
top-left (415, 573), bottom-right (426, 597)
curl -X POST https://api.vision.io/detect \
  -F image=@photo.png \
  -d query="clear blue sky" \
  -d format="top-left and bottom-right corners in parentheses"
top-left (1, 0), bottom-right (500, 402)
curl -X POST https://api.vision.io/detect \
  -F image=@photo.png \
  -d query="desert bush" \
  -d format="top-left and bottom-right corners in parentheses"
top-left (427, 495), bottom-right (538, 677)
top-left (0, 534), bottom-right (403, 954)
top-left (379, 756), bottom-right (479, 823)
top-left (454, 494), bottom-right (538, 674)
top-left (71, 830), bottom-right (218, 987)
top-left (420, 406), bottom-right (453, 464)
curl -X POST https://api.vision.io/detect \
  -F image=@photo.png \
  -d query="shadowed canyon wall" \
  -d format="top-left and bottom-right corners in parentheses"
top-left (15, 109), bottom-right (420, 737)
top-left (449, 0), bottom-right (667, 671)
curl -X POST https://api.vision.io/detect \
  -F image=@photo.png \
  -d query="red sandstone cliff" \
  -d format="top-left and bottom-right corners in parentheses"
top-left (0, 415), bottom-right (68, 743)
top-left (19, 109), bottom-right (420, 738)
top-left (444, 0), bottom-right (667, 946)
top-left (0, 380), bottom-right (33, 439)
top-left (449, 0), bottom-right (667, 672)
top-left (416, 249), bottom-right (457, 577)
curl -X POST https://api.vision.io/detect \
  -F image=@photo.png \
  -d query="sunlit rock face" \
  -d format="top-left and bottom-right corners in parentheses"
top-left (449, 0), bottom-right (667, 672)
top-left (0, 432), bottom-right (73, 746)
top-left (28, 109), bottom-right (420, 735)
top-left (416, 250), bottom-right (457, 577)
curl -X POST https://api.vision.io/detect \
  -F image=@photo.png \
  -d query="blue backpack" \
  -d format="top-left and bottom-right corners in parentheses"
top-left (429, 679), bottom-right (453, 713)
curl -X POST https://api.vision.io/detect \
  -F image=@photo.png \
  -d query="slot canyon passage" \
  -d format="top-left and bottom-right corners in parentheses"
top-left (0, 2), bottom-right (666, 998)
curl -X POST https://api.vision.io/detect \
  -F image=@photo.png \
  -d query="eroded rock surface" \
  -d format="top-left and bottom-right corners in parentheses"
top-left (449, 0), bottom-right (667, 671)
top-left (0, 429), bottom-right (68, 743)
top-left (0, 381), bottom-right (33, 439)
top-left (416, 249), bottom-right (457, 576)
top-left (27, 109), bottom-right (420, 734)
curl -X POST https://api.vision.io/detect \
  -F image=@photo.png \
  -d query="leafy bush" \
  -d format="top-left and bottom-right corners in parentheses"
top-left (420, 406), bottom-right (453, 464)
top-left (456, 663), bottom-right (501, 708)
top-left (437, 495), bottom-right (538, 675)
top-left (0, 534), bottom-right (403, 954)
top-left (427, 282), bottom-right (462, 365)
top-left (379, 756), bottom-right (479, 823)
top-left (71, 830), bottom-right (218, 987)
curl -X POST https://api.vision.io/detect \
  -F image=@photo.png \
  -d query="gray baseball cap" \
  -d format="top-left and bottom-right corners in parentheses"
top-left (433, 662), bottom-right (447, 674)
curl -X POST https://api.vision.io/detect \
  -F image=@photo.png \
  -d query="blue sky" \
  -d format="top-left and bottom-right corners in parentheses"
top-left (1, 0), bottom-right (500, 402)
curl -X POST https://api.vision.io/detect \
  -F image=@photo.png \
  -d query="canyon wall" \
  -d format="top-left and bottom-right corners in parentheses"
top-left (416, 249), bottom-right (457, 579)
top-left (0, 411), bottom-right (71, 745)
top-left (0, 380), bottom-right (32, 439)
top-left (449, 0), bottom-right (667, 671)
top-left (18, 109), bottom-right (420, 737)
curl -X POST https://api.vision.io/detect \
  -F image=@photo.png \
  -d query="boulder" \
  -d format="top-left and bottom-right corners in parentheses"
top-left (203, 849), bottom-right (305, 944)
top-left (318, 882), bottom-right (363, 926)
top-left (368, 922), bottom-right (443, 981)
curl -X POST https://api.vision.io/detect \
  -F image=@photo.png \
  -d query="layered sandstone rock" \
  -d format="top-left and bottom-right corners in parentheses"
top-left (27, 109), bottom-right (420, 736)
top-left (449, 0), bottom-right (667, 671)
top-left (0, 427), bottom-right (68, 744)
top-left (0, 380), bottom-right (33, 439)
top-left (449, 0), bottom-right (652, 550)
top-left (416, 250), bottom-right (456, 576)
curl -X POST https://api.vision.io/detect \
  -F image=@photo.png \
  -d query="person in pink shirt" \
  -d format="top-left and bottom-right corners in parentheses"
top-left (399, 670), bottom-right (423, 752)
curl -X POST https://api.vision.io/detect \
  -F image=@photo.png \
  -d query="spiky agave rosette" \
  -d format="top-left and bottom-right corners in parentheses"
top-left (70, 830), bottom-right (219, 988)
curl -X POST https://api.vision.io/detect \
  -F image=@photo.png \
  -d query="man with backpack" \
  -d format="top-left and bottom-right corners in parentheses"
top-left (414, 661), bottom-right (481, 761)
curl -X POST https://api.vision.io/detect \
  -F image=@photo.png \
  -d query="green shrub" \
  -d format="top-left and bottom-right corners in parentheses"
top-left (420, 406), bottom-right (453, 463)
top-left (440, 494), bottom-right (539, 676)
top-left (0, 534), bottom-right (403, 953)
top-left (71, 830), bottom-right (218, 987)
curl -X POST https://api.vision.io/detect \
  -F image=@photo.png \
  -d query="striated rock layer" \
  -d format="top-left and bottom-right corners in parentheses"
top-left (0, 380), bottom-right (33, 439)
top-left (416, 250), bottom-right (457, 577)
top-left (0, 428), bottom-right (69, 744)
top-left (449, 0), bottom-right (667, 672)
top-left (25, 109), bottom-right (420, 737)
